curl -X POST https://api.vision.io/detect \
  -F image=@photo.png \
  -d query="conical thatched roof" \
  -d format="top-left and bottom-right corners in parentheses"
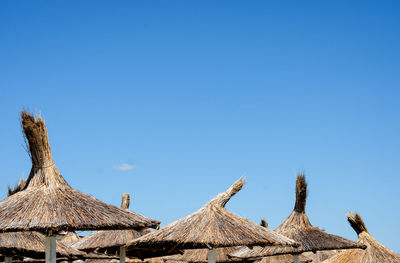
top-left (72, 193), bottom-right (148, 254)
top-left (0, 231), bottom-right (84, 259)
top-left (229, 174), bottom-right (364, 260)
top-left (126, 178), bottom-right (298, 259)
top-left (323, 212), bottom-right (400, 263)
top-left (0, 112), bottom-right (159, 232)
top-left (164, 247), bottom-right (241, 263)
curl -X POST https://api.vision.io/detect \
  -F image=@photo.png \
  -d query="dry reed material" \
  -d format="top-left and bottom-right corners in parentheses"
top-left (126, 178), bottom-right (298, 259)
top-left (72, 193), bottom-right (148, 254)
top-left (0, 231), bottom-right (84, 259)
top-left (229, 174), bottom-right (364, 261)
top-left (322, 212), bottom-right (400, 263)
top-left (7, 178), bottom-right (27, 197)
top-left (59, 232), bottom-right (80, 246)
top-left (164, 247), bottom-right (241, 263)
top-left (0, 112), bottom-right (159, 232)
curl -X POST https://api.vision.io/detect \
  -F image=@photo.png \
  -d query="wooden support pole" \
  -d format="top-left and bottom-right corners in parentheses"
top-left (293, 254), bottom-right (300, 263)
top-left (45, 230), bottom-right (56, 263)
top-left (207, 248), bottom-right (216, 263)
top-left (314, 251), bottom-right (320, 263)
top-left (4, 257), bottom-right (12, 263)
top-left (120, 246), bottom-right (126, 263)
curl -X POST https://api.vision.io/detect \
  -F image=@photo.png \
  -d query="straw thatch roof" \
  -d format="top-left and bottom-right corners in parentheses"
top-left (0, 112), bottom-right (159, 232)
top-left (323, 212), bottom-right (400, 263)
top-left (59, 232), bottom-right (80, 246)
top-left (72, 193), bottom-right (149, 254)
top-left (0, 231), bottom-right (84, 259)
top-left (229, 174), bottom-right (364, 260)
top-left (126, 178), bottom-right (298, 259)
top-left (164, 247), bottom-right (241, 263)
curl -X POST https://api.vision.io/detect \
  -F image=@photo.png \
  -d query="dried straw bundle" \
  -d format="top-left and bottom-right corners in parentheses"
top-left (322, 212), bottom-right (400, 263)
top-left (126, 178), bottom-right (298, 258)
top-left (0, 112), bottom-right (159, 232)
top-left (229, 174), bottom-right (364, 261)
top-left (0, 231), bottom-right (84, 259)
top-left (72, 193), bottom-right (148, 254)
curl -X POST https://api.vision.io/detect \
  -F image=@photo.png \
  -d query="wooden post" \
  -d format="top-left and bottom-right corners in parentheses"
top-left (45, 230), bottom-right (56, 263)
top-left (207, 248), bottom-right (216, 263)
top-left (314, 251), bottom-right (320, 263)
top-left (120, 246), bottom-right (126, 263)
top-left (4, 257), bottom-right (12, 263)
top-left (293, 254), bottom-right (300, 263)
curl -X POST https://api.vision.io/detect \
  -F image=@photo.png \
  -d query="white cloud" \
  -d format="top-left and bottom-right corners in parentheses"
top-left (114, 163), bottom-right (137, 171)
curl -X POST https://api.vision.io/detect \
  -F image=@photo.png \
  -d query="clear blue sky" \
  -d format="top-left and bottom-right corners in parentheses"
top-left (1, 0), bottom-right (399, 253)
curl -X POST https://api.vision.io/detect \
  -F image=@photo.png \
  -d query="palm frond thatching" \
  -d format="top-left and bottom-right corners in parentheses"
top-left (0, 231), bottom-right (84, 259)
top-left (0, 112), bottom-right (160, 232)
top-left (229, 174), bottom-right (364, 260)
top-left (72, 193), bottom-right (148, 254)
top-left (323, 212), bottom-right (400, 263)
top-left (126, 178), bottom-right (298, 258)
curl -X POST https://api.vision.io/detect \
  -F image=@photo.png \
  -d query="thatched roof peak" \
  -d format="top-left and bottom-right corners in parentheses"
top-left (121, 193), bottom-right (130, 210)
top-left (0, 111), bottom-right (160, 232)
top-left (208, 178), bottom-right (245, 208)
top-left (260, 219), bottom-right (268, 228)
top-left (347, 212), bottom-right (368, 235)
top-left (294, 174), bottom-right (307, 213)
top-left (126, 178), bottom-right (299, 258)
top-left (323, 213), bottom-right (400, 263)
top-left (21, 111), bottom-right (54, 169)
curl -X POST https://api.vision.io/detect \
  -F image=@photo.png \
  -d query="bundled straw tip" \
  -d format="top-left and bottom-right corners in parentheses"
top-left (347, 212), bottom-right (368, 235)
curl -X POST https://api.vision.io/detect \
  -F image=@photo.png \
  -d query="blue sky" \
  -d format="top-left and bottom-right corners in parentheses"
top-left (1, 0), bottom-right (400, 252)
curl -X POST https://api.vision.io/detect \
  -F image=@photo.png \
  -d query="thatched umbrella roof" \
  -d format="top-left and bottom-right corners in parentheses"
top-left (126, 178), bottom-right (298, 259)
top-left (163, 247), bottom-right (241, 263)
top-left (0, 231), bottom-right (84, 259)
top-left (59, 232), bottom-right (80, 246)
top-left (72, 193), bottom-right (148, 254)
top-left (0, 112), bottom-right (159, 232)
top-left (229, 174), bottom-right (364, 260)
top-left (230, 220), bottom-right (313, 263)
top-left (323, 212), bottom-right (400, 263)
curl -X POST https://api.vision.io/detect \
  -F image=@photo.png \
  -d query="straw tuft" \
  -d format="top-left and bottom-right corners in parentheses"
top-left (209, 177), bottom-right (245, 207)
top-left (121, 193), bottom-right (130, 210)
top-left (260, 219), bottom-right (268, 228)
top-left (347, 212), bottom-right (368, 235)
top-left (294, 174), bottom-right (307, 213)
top-left (7, 178), bottom-right (27, 197)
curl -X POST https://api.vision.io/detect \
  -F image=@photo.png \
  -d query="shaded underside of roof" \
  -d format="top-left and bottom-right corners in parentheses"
top-left (0, 231), bottom-right (84, 259)
top-left (73, 229), bottom-right (146, 253)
